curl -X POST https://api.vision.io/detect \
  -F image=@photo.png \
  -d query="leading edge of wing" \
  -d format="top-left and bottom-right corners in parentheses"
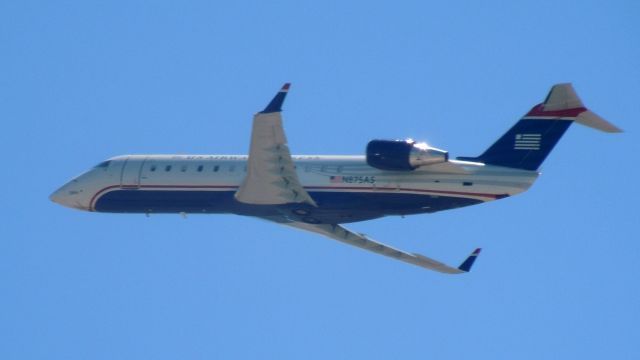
top-left (280, 221), bottom-right (481, 274)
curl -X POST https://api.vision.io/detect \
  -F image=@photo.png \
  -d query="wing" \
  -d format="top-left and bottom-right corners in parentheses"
top-left (239, 84), bottom-right (479, 273)
top-left (275, 220), bottom-right (481, 274)
top-left (235, 83), bottom-right (317, 206)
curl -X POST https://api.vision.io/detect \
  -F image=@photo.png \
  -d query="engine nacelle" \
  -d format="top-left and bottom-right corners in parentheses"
top-left (366, 139), bottom-right (448, 171)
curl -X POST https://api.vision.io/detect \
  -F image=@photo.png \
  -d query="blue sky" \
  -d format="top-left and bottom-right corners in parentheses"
top-left (1, 1), bottom-right (639, 359)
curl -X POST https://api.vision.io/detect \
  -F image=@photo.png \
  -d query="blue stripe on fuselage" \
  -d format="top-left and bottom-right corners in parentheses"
top-left (94, 189), bottom-right (483, 223)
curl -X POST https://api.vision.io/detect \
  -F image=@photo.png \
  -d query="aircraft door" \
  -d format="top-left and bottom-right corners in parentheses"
top-left (120, 157), bottom-right (147, 189)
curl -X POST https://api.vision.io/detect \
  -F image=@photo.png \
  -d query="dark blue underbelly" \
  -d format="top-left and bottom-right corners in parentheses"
top-left (94, 190), bottom-right (482, 223)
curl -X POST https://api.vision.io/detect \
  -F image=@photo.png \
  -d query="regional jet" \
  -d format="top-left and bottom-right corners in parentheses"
top-left (50, 83), bottom-right (621, 273)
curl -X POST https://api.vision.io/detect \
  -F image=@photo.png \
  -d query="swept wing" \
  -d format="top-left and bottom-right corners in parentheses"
top-left (238, 84), bottom-right (480, 273)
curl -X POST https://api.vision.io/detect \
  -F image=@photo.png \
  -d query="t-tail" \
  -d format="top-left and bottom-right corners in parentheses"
top-left (458, 83), bottom-right (622, 170)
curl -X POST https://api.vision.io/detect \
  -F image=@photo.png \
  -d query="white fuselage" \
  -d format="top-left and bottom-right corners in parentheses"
top-left (51, 154), bottom-right (538, 223)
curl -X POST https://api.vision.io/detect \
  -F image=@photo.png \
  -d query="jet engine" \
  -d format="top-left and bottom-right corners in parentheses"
top-left (366, 139), bottom-right (448, 171)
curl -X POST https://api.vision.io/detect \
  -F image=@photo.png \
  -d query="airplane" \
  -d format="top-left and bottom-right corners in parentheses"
top-left (50, 83), bottom-right (621, 274)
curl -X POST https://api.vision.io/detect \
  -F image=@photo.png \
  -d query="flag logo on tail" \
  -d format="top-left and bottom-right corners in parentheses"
top-left (514, 133), bottom-right (541, 150)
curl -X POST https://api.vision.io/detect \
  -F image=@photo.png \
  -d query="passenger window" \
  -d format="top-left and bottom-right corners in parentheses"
top-left (181, 165), bottom-right (187, 172)
top-left (150, 165), bottom-right (157, 172)
top-left (213, 165), bottom-right (219, 172)
top-left (165, 165), bottom-right (172, 172)
top-left (197, 165), bottom-right (203, 172)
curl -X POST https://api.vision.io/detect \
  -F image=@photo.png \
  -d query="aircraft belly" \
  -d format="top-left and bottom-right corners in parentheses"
top-left (93, 189), bottom-right (483, 223)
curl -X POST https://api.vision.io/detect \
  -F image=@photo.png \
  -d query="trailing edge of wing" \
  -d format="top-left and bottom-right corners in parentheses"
top-left (280, 221), bottom-right (481, 274)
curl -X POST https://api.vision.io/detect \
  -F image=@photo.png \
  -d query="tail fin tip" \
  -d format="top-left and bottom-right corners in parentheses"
top-left (457, 83), bottom-right (621, 170)
top-left (538, 83), bottom-right (622, 133)
top-left (543, 83), bottom-right (584, 111)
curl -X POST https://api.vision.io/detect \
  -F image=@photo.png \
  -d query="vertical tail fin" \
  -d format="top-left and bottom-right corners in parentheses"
top-left (458, 84), bottom-right (621, 170)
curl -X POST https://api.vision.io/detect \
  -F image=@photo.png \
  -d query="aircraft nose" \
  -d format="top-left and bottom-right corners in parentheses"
top-left (49, 188), bottom-right (64, 204)
top-left (50, 180), bottom-right (89, 210)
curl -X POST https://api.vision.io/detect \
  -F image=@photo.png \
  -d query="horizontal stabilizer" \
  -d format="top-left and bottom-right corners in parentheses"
top-left (575, 110), bottom-right (622, 133)
top-left (542, 83), bottom-right (584, 111)
top-left (538, 83), bottom-right (622, 132)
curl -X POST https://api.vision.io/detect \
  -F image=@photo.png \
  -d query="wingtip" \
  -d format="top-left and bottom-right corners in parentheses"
top-left (261, 83), bottom-right (291, 113)
top-left (458, 247), bottom-right (482, 272)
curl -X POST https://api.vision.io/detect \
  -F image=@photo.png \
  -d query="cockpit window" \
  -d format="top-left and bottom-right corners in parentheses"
top-left (94, 160), bottom-right (111, 169)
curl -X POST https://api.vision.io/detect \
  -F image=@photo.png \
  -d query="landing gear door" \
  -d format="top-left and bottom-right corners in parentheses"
top-left (120, 156), bottom-right (146, 189)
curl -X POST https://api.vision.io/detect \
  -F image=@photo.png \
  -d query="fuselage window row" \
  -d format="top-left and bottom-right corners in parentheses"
top-left (143, 162), bottom-right (254, 174)
top-left (145, 163), bottom-right (236, 173)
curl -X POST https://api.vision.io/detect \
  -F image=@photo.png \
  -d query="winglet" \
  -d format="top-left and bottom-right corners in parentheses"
top-left (261, 83), bottom-right (291, 113)
top-left (457, 248), bottom-right (482, 272)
